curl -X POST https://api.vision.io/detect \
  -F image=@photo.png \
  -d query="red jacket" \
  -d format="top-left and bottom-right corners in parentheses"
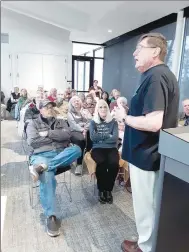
top-left (48, 96), bottom-right (56, 102)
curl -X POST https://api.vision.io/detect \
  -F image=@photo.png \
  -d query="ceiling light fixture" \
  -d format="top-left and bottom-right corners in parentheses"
top-left (108, 29), bottom-right (112, 33)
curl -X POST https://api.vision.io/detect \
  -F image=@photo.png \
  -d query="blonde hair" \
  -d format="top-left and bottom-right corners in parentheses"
top-left (93, 99), bottom-right (112, 124)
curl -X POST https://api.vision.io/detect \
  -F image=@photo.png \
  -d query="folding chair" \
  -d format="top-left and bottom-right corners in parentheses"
top-left (22, 122), bottom-right (73, 208)
top-left (81, 130), bottom-right (96, 195)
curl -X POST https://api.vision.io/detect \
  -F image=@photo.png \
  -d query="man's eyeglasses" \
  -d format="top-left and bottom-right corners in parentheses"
top-left (135, 45), bottom-right (157, 52)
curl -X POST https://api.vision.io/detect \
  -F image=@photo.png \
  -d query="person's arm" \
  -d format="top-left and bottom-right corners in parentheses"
top-left (125, 111), bottom-right (164, 132)
top-left (105, 120), bottom-right (119, 143)
top-left (11, 93), bottom-right (17, 103)
top-left (125, 80), bottom-right (168, 132)
top-left (48, 120), bottom-right (71, 142)
top-left (26, 121), bottom-right (52, 149)
top-left (89, 120), bottom-right (110, 142)
top-left (67, 112), bottom-right (83, 132)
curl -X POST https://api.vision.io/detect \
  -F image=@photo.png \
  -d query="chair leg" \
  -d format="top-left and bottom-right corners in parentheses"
top-left (29, 175), bottom-right (34, 208)
top-left (62, 171), bottom-right (72, 202)
top-left (93, 176), bottom-right (96, 195)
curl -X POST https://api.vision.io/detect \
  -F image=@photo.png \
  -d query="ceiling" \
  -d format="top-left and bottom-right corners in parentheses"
top-left (2, 1), bottom-right (189, 44)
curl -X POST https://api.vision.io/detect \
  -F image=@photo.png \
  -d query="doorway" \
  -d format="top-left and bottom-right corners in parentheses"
top-left (72, 55), bottom-right (94, 92)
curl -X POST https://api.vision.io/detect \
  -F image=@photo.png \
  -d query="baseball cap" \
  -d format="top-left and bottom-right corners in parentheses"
top-left (39, 99), bottom-right (56, 109)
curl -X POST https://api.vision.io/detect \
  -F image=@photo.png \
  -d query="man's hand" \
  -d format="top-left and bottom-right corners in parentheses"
top-left (115, 107), bottom-right (127, 122)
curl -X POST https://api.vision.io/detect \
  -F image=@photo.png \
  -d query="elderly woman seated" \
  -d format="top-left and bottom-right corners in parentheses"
top-left (67, 96), bottom-right (89, 175)
top-left (15, 88), bottom-right (29, 120)
top-left (111, 96), bottom-right (128, 118)
top-left (6, 86), bottom-right (20, 118)
top-left (89, 99), bottom-right (119, 204)
top-left (81, 94), bottom-right (96, 120)
top-left (54, 90), bottom-right (68, 120)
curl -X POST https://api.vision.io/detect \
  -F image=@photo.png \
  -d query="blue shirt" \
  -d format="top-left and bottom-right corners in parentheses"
top-left (89, 119), bottom-right (118, 149)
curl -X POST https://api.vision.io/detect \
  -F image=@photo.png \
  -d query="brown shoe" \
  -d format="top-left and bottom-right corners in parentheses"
top-left (121, 240), bottom-right (142, 252)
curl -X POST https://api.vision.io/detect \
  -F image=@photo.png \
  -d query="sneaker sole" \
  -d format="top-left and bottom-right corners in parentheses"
top-left (47, 230), bottom-right (60, 237)
top-left (75, 172), bottom-right (81, 176)
top-left (29, 167), bottom-right (39, 182)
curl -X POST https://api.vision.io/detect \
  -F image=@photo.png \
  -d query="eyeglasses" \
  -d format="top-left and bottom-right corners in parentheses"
top-left (135, 45), bottom-right (157, 52)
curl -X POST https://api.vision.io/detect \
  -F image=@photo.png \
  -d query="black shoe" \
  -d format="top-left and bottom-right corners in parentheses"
top-left (106, 191), bottom-right (113, 204)
top-left (98, 191), bottom-right (106, 204)
top-left (46, 215), bottom-right (60, 237)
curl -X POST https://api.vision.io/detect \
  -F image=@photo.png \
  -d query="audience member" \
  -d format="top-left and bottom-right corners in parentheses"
top-left (48, 88), bottom-right (57, 102)
top-left (1, 91), bottom-right (6, 120)
top-left (110, 90), bottom-right (121, 112)
top-left (111, 97), bottom-right (128, 119)
top-left (17, 88), bottom-right (28, 110)
top-left (64, 87), bottom-right (72, 101)
top-left (89, 99), bottom-right (119, 204)
top-left (81, 94), bottom-right (96, 120)
top-left (6, 86), bottom-right (20, 117)
top-left (54, 90), bottom-right (68, 119)
top-left (26, 99), bottom-right (81, 237)
top-left (78, 92), bottom-right (85, 103)
top-left (67, 96), bottom-right (89, 175)
top-left (89, 80), bottom-right (102, 98)
top-left (182, 99), bottom-right (189, 126)
top-left (36, 89), bottom-right (44, 109)
top-left (109, 89), bottom-right (118, 103)
top-left (71, 89), bottom-right (77, 98)
top-left (101, 91), bottom-right (110, 106)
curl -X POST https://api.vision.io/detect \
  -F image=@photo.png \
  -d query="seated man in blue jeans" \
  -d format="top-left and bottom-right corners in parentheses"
top-left (26, 99), bottom-right (81, 237)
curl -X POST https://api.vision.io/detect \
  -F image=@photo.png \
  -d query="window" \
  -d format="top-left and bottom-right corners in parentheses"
top-left (178, 18), bottom-right (189, 111)
top-left (94, 59), bottom-right (104, 87)
top-left (73, 43), bottom-right (100, 56)
top-left (94, 48), bottom-right (104, 58)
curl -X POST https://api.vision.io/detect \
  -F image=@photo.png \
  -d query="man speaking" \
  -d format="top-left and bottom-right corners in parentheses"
top-left (120, 33), bottom-right (179, 252)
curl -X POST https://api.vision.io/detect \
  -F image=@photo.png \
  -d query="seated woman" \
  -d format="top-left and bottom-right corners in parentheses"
top-left (101, 91), bottom-right (110, 106)
top-left (89, 99), bottom-right (119, 204)
top-left (109, 89), bottom-right (117, 103)
top-left (67, 96), bottom-right (89, 175)
top-left (54, 90), bottom-right (68, 120)
top-left (6, 86), bottom-right (20, 118)
top-left (15, 88), bottom-right (28, 120)
top-left (111, 96), bottom-right (128, 118)
top-left (81, 94), bottom-right (96, 120)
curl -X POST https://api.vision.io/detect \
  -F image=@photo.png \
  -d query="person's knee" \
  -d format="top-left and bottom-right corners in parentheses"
top-left (70, 145), bottom-right (82, 158)
top-left (40, 171), bottom-right (56, 185)
top-left (108, 158), bottom-right (119, 168)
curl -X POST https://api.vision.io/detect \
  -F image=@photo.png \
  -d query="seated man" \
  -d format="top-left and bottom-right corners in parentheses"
top-left (183, 99), bottom-right (189, 126)
top-left (26, 99), bottom-right (81, 237)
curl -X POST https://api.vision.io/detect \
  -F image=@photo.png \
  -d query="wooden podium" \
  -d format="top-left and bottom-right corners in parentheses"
top-left (152, 127), bottom-right (189, 252)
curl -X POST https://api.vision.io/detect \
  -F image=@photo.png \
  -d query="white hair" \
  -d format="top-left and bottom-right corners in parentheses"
top-left (93, 99), bottom-right (112, 124)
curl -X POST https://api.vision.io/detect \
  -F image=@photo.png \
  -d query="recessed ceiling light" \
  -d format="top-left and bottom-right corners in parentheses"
top-left (108, 29), bottom-right (112, 33)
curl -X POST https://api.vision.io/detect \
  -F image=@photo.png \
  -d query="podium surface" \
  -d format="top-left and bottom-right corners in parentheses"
top-left (153, 126), bottom-right (189, 252)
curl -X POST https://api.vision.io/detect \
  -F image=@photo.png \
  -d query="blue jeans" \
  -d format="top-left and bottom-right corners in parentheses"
top-left (30, 145), bottom-right (81, 217)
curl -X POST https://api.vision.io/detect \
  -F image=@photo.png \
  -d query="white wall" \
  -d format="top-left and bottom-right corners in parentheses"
top-left (1, 8), bottom-right (72, 99)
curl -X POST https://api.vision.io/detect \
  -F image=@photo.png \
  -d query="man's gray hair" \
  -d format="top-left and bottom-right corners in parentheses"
top-left (138, 32), bottom-right (167, 61)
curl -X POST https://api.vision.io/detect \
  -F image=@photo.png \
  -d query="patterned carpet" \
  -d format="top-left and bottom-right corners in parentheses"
top-left (1, 120), bottom-right (137, 252)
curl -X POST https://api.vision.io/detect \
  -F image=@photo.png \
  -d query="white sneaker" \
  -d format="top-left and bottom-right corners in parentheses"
top-left (29, 163), bottom-right (48, 182)
top-left (75, 165), bottom-right (82, 175)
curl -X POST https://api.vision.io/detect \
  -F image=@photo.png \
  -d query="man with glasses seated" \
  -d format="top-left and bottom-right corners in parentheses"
top-left (182, 99), bottom-right (189, 126)
top-left (26, 99), bottom-right (81, 237)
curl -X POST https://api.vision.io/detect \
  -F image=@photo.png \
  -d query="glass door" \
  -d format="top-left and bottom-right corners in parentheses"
top-left (72, 56), bottom-right (94, 92)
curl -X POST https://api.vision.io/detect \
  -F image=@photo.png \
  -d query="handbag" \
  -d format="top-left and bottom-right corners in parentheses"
top-left (83, 151), bottom-right (96, 175)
